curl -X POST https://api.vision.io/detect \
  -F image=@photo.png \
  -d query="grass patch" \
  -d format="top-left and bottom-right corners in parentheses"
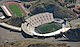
top-left (9, 4), bottom-right (24, 16)
top-left (36, 22), bottom-right (62, 34)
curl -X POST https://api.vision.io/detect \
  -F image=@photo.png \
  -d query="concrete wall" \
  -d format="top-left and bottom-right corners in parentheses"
top-left (0, 23), bottom-right (21, 31)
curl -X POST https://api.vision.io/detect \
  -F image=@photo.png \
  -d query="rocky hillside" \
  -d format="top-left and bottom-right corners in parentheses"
top-left (29, 0), bottom-right (78, 20)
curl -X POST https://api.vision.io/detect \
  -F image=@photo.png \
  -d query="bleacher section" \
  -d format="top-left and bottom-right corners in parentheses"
top-left (25, 12), bottom-right (53, 28)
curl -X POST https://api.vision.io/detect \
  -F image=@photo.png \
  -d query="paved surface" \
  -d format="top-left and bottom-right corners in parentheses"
top-left (0, 26), bottom-right (80, 47)
top-left (70, 18), bottom-right (80, 29)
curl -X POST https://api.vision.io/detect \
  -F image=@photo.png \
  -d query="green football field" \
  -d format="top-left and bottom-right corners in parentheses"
top-left (9, 4), bottom-right (24, 16)
top-left (36, 22), bottom-right (62, 34)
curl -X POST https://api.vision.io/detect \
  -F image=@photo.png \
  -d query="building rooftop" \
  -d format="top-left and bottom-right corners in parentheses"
top-left (73, 6), bottom-right (80, 14)
top-left (0, 12), bottom-right (5, 19)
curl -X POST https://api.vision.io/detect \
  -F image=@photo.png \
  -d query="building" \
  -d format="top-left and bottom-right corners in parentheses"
top-left (66, 4), bottom-right (75, 8)
top-left (73, 6), bottom-right (80, 14)
top-left (0, 12), bottom-right (5, 19)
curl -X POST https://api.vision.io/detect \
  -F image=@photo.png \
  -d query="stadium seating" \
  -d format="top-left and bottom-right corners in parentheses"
top-left (26, 12), bottom-right (54, 28)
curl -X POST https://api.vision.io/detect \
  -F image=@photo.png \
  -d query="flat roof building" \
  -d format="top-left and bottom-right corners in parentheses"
top-left (73, 6), bottom-right (80, 14)
top-left (0, 12), bottom-right (5, 19)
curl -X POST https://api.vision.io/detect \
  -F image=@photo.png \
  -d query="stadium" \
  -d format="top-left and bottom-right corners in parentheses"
top-left (21, 12), bottom-right (70, 37)
top-left (1, 1), bottom-right (28, 17)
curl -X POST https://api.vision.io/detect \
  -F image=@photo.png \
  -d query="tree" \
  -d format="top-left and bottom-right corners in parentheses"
top-left (5, 16), bottom-right (25, 27)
